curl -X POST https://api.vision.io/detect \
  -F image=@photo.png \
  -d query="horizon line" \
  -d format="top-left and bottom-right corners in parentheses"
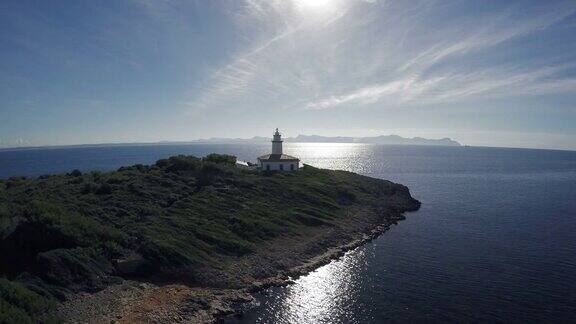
top-left (1, 140), bottom-right (575, 154)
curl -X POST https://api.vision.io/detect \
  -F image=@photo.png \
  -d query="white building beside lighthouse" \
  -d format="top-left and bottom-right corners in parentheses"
top-left (258, 129), bottom-right (300, 171)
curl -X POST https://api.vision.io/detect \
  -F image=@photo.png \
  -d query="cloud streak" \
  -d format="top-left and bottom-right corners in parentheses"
top-left (304, 64), bottom-right (576, 110)
top-left (184, 0), bottom-right (576, 115)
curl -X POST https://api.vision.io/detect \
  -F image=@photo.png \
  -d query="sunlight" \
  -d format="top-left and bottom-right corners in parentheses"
top-left (294, 0), bottom-right (336, 11)
top-left (278, 249), bottom-right (367, 323)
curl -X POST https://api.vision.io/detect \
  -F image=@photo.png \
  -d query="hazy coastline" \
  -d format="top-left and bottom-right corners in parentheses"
top-left (0, 134), bottom-right (461, 152)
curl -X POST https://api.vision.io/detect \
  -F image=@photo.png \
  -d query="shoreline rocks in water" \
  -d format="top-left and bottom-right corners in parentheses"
top-left (0, 154), bottom-right (420, 323)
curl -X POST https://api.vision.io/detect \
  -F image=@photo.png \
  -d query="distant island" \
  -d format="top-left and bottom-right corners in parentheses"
top-left (190, 134), bottom-right (462, 146)
top-left (0, 154), bottom-right (419, 322)
top-left (0, 134), bottom-right (460, 151)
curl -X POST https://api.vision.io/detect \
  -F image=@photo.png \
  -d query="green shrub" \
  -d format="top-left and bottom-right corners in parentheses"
top-left (202, 154), bottom-right (237, 165)
top-left (70, 177), bottom-right (84, 184)
top-left (0, 278), bottom-right (58, 324)
top-left (95, 184), bottom-right (112, 195)
top-left (155, 159), bottom-right (169, 168)
top-left (337, 188), bottom-right (356, 205)
top-left (166, 155), bottom-right (201, 172)
top-left (81, 182), bottom-right (97, 194)
top-left (90, 171), bottom-right (102, 182)
top-left (5, 177), bottom-right (26, 189)
top-left (23, 201), bottom-right (126, 250)
top-left (69, 169), bottom-right (82, 177)
top-left (200, 161), bottom-right (225, 175)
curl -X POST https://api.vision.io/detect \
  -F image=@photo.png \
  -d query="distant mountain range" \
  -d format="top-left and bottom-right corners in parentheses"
top-left (0, 135), bottom-right (460, 151)
top-left (191, 134), bottom-right (461, 146)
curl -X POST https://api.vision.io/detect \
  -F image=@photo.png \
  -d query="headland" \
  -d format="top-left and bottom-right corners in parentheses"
top-left (0, 154), bottom-right (420, 323)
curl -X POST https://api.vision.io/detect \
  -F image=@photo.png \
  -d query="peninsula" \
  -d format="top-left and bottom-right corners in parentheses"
top-left (0, 154), bottom-right (420, 323)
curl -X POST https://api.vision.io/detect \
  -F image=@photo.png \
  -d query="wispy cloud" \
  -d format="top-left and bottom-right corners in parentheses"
top-left (187, 0), bottom-right (356, 109)
top-left (185, 0), bottom-right (576, 113)
top-left (398, 2), bottom-right (576, 72)
top-left (304, 63), bottom-right (576, 110)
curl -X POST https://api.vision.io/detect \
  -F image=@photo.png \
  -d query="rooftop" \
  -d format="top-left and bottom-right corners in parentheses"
top-left (258, 154), bottom-right (300, 162)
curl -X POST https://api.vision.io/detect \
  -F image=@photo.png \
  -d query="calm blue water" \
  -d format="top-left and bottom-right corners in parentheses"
top-left (1, 144), bottom-right (575, 323)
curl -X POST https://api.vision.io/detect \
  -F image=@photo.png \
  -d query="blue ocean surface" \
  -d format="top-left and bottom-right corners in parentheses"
top-left (1, 143), bottom-right (575, 323)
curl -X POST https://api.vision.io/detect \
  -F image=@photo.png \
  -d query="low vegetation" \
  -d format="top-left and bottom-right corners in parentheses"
top-left (0, 154), bottom-right (415, 322)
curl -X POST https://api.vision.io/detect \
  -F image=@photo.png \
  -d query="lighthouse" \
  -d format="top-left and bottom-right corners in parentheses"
top-left (272, 128), bottom-right (283, 154)
top-left (257, 128), bottom-right (300, 171)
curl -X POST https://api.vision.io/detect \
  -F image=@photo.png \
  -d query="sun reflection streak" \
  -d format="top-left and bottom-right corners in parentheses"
top-left (271, 249), bottom-right (368, 323)
top-left (284, 143), bottom-right (372, 171)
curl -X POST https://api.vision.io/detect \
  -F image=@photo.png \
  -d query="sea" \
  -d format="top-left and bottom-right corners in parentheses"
top-left (1, 143), bottom-right (575, 323)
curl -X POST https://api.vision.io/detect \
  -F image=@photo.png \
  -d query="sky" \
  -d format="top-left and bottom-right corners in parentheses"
top-left (1, 0), bottom-right (576, 150)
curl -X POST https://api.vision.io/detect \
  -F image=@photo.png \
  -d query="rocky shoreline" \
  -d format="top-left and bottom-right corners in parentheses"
top-left (57, 201), bottom-right (419, 323)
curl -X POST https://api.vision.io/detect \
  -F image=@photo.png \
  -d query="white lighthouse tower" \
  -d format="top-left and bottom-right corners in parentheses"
top-left (257, 128), bottom-right (300, 171)
top-left (272, 128), bottom-right (283, 154)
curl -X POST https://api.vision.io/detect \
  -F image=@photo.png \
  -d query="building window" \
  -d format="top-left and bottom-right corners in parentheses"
top-left (280, 164), bottom-right (284, 170)
top-left (291, 164), bottom-right (294, 170)
top-left (266, 165), bottom-right (270, 171)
